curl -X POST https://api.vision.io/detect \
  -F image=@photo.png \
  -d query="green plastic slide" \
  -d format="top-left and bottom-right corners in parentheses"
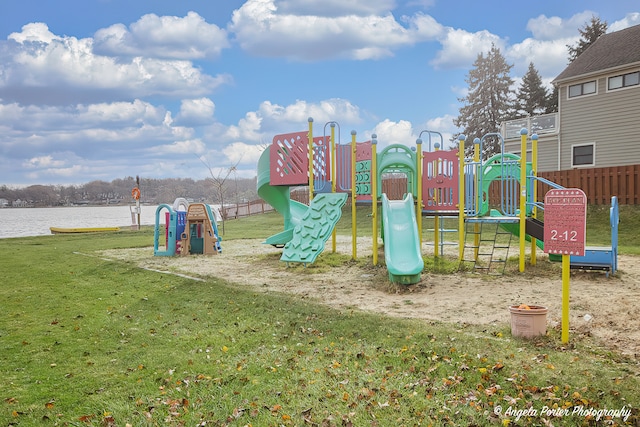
top-left (257, 147), bottom-right (308, 246)
top-left (381, 193), bottom-right (424, 284)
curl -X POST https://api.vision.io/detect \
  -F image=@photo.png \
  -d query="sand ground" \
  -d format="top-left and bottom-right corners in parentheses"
top-left (102, 235), bottom-right (640, 362)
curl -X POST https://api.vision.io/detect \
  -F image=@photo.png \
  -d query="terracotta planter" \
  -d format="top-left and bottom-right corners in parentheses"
top-left (509, 305), bottom-right (548, 338)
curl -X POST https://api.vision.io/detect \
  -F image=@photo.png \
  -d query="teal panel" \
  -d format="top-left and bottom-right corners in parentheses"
top-left (280, 193), bottom-right (348, 264)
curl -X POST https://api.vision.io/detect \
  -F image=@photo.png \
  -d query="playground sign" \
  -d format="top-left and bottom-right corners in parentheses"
top-left (544, 188), bottom-right (587, 257)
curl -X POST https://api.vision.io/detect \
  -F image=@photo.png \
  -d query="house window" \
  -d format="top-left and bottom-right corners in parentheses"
top-left (568, 80), bottom-right (596, 98)
top-left (571, 143), bottom-right (595, 167)
top-left (608, 71), bottom-right (640, 90)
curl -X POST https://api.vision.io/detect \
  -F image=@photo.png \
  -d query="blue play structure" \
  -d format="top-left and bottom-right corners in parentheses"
top-left (565, 196), bottom-right (618, 276)
top-left (454, 131), bottom-right (619, 276)
top-left (154, 198), bottom-right (222, 256)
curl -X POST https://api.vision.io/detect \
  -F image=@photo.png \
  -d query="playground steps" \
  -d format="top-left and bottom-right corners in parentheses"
top-left (461, 218), bottom-right (516, 275)
top-left (280, 193), bottom-right (348, 265)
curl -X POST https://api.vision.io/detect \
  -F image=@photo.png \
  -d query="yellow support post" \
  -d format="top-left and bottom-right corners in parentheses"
top-left (308, 117), bottom-right (314, 202)
top-left (530, 133), bottom-right (538, 265)
top-left (330, 122), bottom-right (337, 253)
top-left (371, 136), bottom-right (378, 265)
top-left (458, 134), bottom-right (466, 262)
top-left (519, 128), bottom-right (527, 273)
top-left (351, 130), bottom-right (357, 260)
top-left (416, 138), bottom-right (423, 249)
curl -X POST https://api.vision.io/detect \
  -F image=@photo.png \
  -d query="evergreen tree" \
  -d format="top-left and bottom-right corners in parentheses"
top-left (515, 62), bottom-right (548, 117)
top-left (567, 16), bottom-right (608, 62)
top-left (545, 85), bottom-right (558, 113)
top-left (453, 44), bottom-right (515, 157)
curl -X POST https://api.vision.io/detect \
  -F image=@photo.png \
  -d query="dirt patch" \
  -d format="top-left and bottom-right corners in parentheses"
top-left (103, 236), bottom-right (640, 361)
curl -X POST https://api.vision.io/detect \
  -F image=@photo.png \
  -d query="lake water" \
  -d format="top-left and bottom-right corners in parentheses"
top-left (0, 205), bottom-right (162, 239)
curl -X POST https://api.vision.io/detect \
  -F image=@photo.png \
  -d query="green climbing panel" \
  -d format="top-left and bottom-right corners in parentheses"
top-left (280, 193), bottom-right (348, 264)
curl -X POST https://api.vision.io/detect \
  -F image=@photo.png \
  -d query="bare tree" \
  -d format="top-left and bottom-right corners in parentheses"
top-left (198, 156), bottom-right (242, 235)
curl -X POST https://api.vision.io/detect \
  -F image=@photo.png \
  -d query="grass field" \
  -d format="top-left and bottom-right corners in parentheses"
top-left (1, 206), bottom-right (638, 426)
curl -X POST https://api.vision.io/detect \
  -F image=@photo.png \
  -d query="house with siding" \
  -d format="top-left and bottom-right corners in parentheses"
top-left (502, 24), bottom-right (640, 174)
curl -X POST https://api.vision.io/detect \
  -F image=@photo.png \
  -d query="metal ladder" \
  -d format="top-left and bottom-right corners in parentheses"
top-left (460, 221), bottom-right (513, 274)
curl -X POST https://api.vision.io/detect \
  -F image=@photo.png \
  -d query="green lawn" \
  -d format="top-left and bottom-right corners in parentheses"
top-left (1, 208), bottom-right (638, 426)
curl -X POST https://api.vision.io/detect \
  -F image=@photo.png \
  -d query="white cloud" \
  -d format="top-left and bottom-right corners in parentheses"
top-left (506, 37), bottom-right (573, 79)
top-left (154, 138), bottom-right (206, 155)
top-left (431, 28), bottom-right (504, 69)
top-left (371, 119), bottom-right (415, 148)
top-left (223, 142), bottom-right (264, 166)
top-left (276, 0), bottom-right (396, 17)
top-left (82, 100), bottom-right (166, 126)
top-left (418, 115), bottom-right (458, 149)
top-left (229, 0), bottom-right (442, 61)
top-left (0, 100), bottom-right (196, 163)
top-left (175, 98), bottom-right (216, 126)
top-left (609, 12), bottom-right (640, 32)
top-left (258, 98), bottom-right (363, 129)
top-left (8, 22), bottom-right (58, 44)
top-left (224, 111), bottom-right (264, 142)
top-left (526, 11), bottom-right (595, 40)
top-left (1, 23), bottom-right (230, 105)
top-left (507, 10), bottom-right (636, 82)
top-left (94, 12), bottom-right (229, 60)
top-left (0, 100), bottom-right (167, 132)
top-left (369, 115), bottom-right (458, 150)
top-left (23, 155), bottom-right (66, 169)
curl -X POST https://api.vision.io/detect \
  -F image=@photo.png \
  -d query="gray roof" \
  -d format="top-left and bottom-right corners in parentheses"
top-left (553, 24), bottom-right (640, 84)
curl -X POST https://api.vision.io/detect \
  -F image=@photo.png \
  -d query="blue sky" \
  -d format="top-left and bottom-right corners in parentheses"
top-left (1, 0), bottom-right (639, 186)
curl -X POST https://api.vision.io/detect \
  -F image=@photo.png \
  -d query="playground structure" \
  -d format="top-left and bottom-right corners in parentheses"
top-left (257, 119), bottom-right (619, 282)
top-left (153, 198), bottom-right (222, 256)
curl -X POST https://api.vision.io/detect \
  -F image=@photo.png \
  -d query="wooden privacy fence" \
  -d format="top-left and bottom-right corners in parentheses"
top-left (538, 164), bottom-right (639, 205)
top-left (486, 165), bottom-right (639, 207)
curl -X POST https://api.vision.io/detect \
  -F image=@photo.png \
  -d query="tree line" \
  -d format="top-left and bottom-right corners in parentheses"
top-left (0, 176), bottom-right (259, 208)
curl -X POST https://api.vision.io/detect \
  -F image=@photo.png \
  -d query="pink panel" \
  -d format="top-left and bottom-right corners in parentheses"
top-left (355, 141), bottom-right (372, 162)
top-left (270, 131), bottom-right (309, 185)
top-left (332, 142), bottom-right (372, 201)
top-left (335, 144), bottom-right (351, 192)
top-left (422, 150), bottom-right (459, 212)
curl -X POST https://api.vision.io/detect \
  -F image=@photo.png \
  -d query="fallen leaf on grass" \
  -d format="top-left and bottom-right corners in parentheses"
top-left (101, 415), bottom-right (116, 426)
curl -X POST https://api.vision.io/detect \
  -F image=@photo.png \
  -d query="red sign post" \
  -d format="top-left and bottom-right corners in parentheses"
top-left (543, 188), bottom-right (587, 344)
top-left (543, 188), bottom-right (587, 256)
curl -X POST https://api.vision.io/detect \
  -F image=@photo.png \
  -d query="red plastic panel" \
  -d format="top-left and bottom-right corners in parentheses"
top-left (355, 141), bottom-right (372, 162)
top-left (422, 150), bottom-right (459, 211)
top-left (270, 131), bottom-right (309, 185)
